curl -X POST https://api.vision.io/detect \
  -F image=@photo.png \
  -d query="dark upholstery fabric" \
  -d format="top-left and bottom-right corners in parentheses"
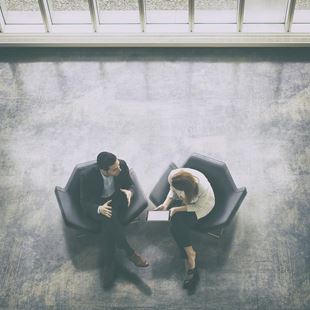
top-left (149, 162), bottom-right (178, 206)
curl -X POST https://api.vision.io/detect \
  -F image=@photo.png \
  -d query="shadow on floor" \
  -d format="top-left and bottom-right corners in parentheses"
top-left (61, 215), bottom-right (238, 278)
top-left (98, 259), bottom-right (153, 295)
top-left (62, 222), bottom-right (101, 270)
top-left (194, 216), bottom-right (238, 272)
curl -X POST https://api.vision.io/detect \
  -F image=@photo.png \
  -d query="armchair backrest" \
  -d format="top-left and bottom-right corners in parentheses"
top-left (65, 160), bottom-right (96, 202)
top-left (183, 153), bottom-right (237, 206)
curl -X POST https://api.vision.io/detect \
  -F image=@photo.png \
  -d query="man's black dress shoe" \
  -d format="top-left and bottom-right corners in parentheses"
top-left (128, 252), bottom-right (149, 267)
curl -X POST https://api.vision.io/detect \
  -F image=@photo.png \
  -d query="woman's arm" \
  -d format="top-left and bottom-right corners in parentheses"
top-left (155, 196), bottom-right (173, 210)
top-left (155, 184), bottom-right (178, 210)
top-left (162, 196), bottom-right (173, 209)
top-left (170, 205), bottom-right (188, 216)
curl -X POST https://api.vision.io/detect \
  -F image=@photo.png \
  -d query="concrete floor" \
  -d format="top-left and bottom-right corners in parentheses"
top-left (0, 48), bottom-right (309, 310)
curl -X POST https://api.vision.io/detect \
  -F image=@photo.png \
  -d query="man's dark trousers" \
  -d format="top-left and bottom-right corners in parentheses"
top-left (94, 190), bottom-right (134, 263)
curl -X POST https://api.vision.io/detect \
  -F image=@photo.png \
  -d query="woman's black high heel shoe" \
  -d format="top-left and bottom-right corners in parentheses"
top-left (183, 253), bottom-right (198, 289)
top-left (183, 268), bottom-right (198, 289)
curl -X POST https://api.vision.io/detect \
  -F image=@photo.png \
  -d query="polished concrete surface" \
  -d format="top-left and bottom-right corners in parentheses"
top-left (0, 48), bottom-right (309, 310)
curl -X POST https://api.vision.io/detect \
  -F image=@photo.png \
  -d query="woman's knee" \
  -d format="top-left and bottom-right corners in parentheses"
top-left (170, 213), bottom-right (185, 233)
top-left (170, 212), bottom-right (185, 226)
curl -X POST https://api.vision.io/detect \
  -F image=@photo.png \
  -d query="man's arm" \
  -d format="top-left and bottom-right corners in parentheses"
top-left (120, 160), bottom-right (136, 197)
top-left (80, 171), bottom-right (100, 219)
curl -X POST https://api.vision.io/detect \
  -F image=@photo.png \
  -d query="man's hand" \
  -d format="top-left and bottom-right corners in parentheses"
top-left (120, 189), bottom-right (132, 207)
top-left (154, 204), bottom-right (168, 211)
top-left (99, 200), bottom-right (112, 218)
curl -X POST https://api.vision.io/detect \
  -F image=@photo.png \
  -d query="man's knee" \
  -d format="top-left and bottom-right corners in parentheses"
top-left (112, 191), bottom-right (128, 206)
top-left (101, 214), bottom-right (117, 231)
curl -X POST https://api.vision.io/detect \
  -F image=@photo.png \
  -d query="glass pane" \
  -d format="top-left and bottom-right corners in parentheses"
top-left (146, 0), bottom-right (188, 24)
top-left (97, 0), bottom-right (139, 24)
top-left (243, 0), bottom-right (289, 23)
top-left (294, 0), bottom-right (310, 23)
top-left (296, 0), bottom-right (310, 9)
top-left (47, 0), bottom-right (91, 24)
top-left (195, 0), bottom-right (237, 23)
top-left (0, 0), bottom-right (43, 24)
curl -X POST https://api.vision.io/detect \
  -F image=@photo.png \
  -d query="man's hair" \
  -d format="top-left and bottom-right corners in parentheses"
top-left (97, 152), bottom-right (117, 170)
top-left (171, 171), bottom-right (198, 203)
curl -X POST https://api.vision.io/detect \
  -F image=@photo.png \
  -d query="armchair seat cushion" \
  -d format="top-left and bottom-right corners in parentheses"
top-left (55, 186), bottom-right (100, 233)
top-left (194, 189), bottom-right (247, 232)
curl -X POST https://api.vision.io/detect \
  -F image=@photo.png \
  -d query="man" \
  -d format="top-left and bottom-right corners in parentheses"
top-left (80, 151), bottom-right (149, 288)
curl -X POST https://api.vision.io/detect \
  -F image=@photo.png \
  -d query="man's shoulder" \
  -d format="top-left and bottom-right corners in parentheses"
top-left (80, 163), bottom-right (99, 177)
top-left (119, 159), bottom-right (128, 168)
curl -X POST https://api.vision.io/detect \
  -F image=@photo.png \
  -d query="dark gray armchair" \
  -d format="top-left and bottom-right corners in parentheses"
top-left (149, 153), bottom-right (247, 238)
top-left (55, 161), bottom-right (148, 233)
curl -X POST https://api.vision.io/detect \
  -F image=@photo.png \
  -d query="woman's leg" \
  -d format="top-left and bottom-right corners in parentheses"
top-left (184, 246), bottom-right (197, 270)
top-left (169, 212), bottom-right (199, 288)
top-left (169, 212), bottom-right (198, 266)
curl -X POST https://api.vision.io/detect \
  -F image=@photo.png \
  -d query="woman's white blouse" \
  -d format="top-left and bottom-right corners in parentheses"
top-left (167, 168), bottom-right (215, 219)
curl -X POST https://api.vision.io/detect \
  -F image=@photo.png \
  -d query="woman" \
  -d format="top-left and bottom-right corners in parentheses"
top-left (155, 168), bottom-right (215, 288)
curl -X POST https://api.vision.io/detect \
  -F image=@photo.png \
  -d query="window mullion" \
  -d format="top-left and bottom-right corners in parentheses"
top-left (189, 0), bottom-right (194, 32)
top-left (285, 0), bottom-right (296, 32)
top-left (88, 0), bottom-right (99, 32)
top-left (237, 0), bottom-right (245, 32)
top-left (38, 0), bottom-right (52, 33)
top-left (138, 0), bottom-right (146, 32)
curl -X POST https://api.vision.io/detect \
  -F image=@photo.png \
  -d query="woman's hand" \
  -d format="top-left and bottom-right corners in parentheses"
top-left (169, 207), bottom-right (178, 217)
top-left (154, 204), bottom-right (168, 211)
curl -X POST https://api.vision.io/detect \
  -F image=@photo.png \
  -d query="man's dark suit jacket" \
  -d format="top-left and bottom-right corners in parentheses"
top-left (80, 159), bottom-right (135, 220)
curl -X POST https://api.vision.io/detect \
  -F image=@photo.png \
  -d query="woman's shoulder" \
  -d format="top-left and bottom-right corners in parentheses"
top-left (168, 168), bottom-right (210, 186)
top-left (183, 168), bottom-right (204, 178)
top-left (168, 167), bottom-right (206, 178)
top-left (168, 168), bottom-right (182, 183)
top-left (185, 169), bottom-right (213, 193)
top-left (168, 167), bottom-right (197, 181)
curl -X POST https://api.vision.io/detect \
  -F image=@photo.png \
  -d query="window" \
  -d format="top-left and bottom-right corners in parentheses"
top-left (145, 0), bottom-right (188, 32)
top-left (195, 0), bottom-right (238, 32)
top-left (292, 0), bottom-right (310, 32)
top-left (0, 0), bottom-right (44, 32)
top-left (46, 0), bottom-right (91, 24)
top-left (0, 0), bottom-right (309, 41)
top-left (97, 0), bottom-right (140, 32)
top-left (243, 0), bottom-right (289, 32)
top-left (97, 0), bottom-right (139, 24)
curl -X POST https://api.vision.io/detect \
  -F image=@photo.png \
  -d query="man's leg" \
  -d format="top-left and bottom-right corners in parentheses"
top-left (96, 200), bottom-right (117, 289)
top-left (109, 190), bottom-right (149, 267)
top-left (100, 223), bottom-right (116, 263)
top-left (99, 193), bottom-right (134, 288)
top-left (101, 201), bottom-right (135, 257)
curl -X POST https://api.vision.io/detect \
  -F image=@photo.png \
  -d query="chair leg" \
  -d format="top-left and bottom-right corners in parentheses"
top-left (207, 228), bottom-right (224, 239)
